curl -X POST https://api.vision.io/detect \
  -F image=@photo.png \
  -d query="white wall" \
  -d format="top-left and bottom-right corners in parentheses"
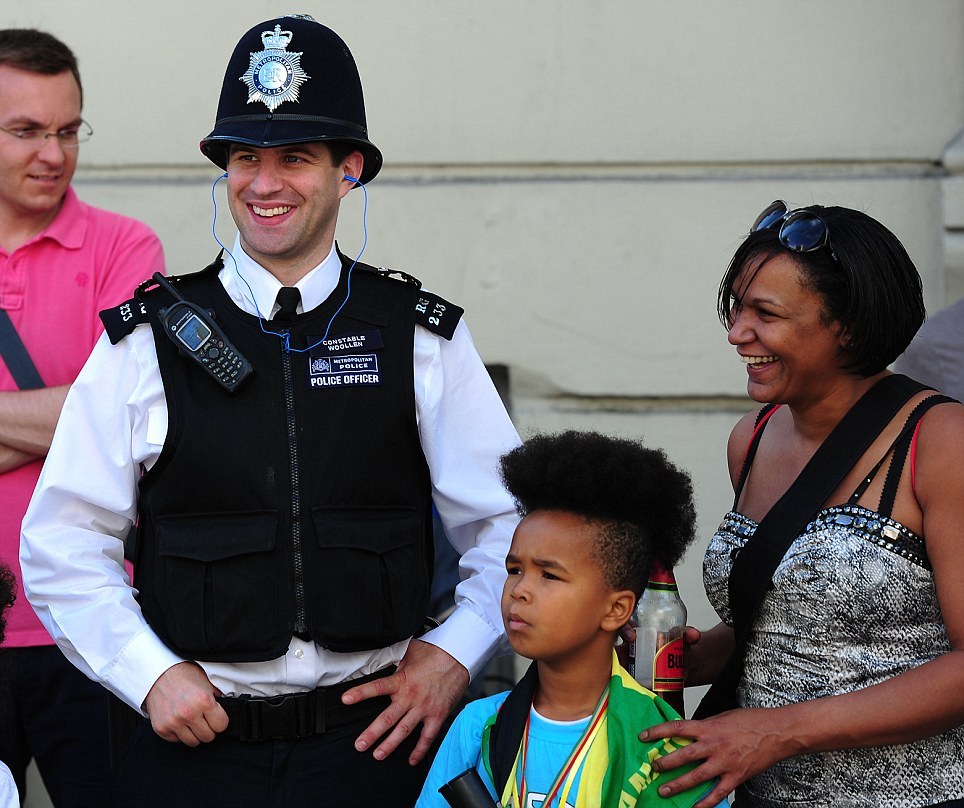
top-left (3, 2), bottom-right (963, 804)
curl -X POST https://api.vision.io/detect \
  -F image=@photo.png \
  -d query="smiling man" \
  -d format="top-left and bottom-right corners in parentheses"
top-left (0, 28), bottom-right (164, 807)
top-left (20, 16), bottom-right (519, 807)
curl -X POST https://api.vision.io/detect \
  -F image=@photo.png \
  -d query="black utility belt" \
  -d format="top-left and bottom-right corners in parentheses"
top-left (216, 666), bottom-right (394, 743)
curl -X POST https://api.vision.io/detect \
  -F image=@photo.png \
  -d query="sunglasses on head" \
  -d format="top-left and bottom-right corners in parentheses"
top-left (751, 200), bottom-right (837, 260)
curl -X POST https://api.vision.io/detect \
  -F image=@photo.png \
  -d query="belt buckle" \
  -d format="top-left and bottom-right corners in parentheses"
top-left (238, 695), bottom-right (263, 743)
top-left (294, 690), bottom-right (316, 739)
top-left (313, 688), bottom-right (327, 735)
top-left (230, 678), bottom-right (383, 742)
top-left (236, 691), bottom-right (317, 742)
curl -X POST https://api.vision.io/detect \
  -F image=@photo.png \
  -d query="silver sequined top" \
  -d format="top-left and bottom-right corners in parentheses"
top-left (704, 505), bottom-right (964, 807)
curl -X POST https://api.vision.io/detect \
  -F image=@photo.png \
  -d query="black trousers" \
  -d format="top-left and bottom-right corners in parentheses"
top-left (0, 645), bottom-right (113, 807)
top-left (112, 710), bottom-right (431, 807)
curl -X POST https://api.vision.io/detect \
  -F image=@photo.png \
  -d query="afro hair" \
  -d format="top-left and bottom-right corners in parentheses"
top-left (499, 430), bottom-right (696, 595)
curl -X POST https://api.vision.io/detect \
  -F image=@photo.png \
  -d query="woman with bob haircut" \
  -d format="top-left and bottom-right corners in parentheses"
top-left (641, 202), bottom-right (964, 807)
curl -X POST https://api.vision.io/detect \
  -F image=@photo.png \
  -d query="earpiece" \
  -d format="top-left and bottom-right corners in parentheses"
top-left (344, 174), bottom-right (359, 183)
top-left (222, 172), bottom-right (228, 178)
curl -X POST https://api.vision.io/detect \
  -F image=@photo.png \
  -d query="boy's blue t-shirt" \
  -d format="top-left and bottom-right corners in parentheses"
top-left (416, 692), bottom-right (729, 808)
top-left (417, 692), bottom-right (507, 807)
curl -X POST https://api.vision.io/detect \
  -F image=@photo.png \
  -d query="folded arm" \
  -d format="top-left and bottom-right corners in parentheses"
top-left (0, 385), bottom-right (70, 470)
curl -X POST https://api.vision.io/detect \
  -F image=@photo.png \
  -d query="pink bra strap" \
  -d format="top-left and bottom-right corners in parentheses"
top-left (744, 403), bottom-right (782, 463)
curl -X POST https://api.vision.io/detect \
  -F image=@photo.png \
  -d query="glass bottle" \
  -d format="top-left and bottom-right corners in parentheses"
top-left (629, 561), bottom-right (687, 716)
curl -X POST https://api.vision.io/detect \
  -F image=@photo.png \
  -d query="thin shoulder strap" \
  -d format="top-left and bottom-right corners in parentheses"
top-left (731, 404), bottom-right (780, 509)
top-left (877, 394), bottom-right (955, 516)
top-left (846, 394), bottom-right (954, 513)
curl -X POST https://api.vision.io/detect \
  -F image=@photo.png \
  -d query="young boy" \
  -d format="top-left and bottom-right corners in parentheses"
top-left (416, 430), bottom-right (725, 807)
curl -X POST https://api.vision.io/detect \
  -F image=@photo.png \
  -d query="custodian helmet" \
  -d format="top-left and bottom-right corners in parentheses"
top-left (200, 14), bottom-right (383, 184)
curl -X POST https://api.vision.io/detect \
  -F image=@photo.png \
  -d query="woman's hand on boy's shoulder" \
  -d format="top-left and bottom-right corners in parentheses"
top-left (639, 707), bottom-right (793, 808)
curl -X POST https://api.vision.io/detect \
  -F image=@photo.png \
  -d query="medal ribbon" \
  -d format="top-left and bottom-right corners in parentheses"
top-left (509, 688), bottom-right (609, 808)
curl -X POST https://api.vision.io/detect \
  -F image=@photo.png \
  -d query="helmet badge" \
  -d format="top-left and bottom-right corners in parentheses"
top-left (240, 25), bottom-right (311, 113)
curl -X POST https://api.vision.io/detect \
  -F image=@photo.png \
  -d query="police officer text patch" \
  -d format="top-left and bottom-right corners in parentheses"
top-left (307, 330), bottom-right (383, 387)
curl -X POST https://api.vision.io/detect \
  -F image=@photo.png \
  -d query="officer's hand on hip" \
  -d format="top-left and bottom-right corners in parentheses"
top-left (342, 639), bottom-right (469, 765)
top-left (144, 661), bottom-right (228, 746)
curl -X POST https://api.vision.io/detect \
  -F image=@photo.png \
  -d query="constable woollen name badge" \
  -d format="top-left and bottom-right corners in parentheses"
top-left (307, 330), bottom-right (384, 388)
top-left (241, 25), bottom-right (310, 112)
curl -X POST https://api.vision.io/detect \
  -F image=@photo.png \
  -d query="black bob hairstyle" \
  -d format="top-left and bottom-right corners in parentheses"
top-left (717, 204), bottom-right (925, 378)
top-left (499, 430), bottom-right (696, 597)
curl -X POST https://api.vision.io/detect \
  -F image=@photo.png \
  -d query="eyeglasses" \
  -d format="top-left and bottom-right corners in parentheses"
top-left (751, 199), bottom-right (836, 259)
top-left (0, 120), bottom-right (93, 149)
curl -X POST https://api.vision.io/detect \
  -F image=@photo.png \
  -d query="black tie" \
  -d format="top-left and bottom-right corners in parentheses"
top-left (272, 287), bottom-right (301, 325)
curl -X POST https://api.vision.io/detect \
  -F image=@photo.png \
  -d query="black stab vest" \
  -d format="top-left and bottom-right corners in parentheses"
top-left (133, 256), bottom-right (434, 662)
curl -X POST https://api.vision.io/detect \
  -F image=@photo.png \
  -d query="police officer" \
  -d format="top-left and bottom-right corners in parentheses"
top-left (21, 15), bottom-right (519, 806)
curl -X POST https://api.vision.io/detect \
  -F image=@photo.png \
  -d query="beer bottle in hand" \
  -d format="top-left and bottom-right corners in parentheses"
top-left (629, 561), bottom-right (687, 716)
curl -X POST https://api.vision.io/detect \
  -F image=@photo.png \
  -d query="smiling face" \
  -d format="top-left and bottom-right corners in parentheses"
top-left (0, 65), bottom-right (82, 241)
top-left (726, 252), bottom-right (849, 407)
top-left (225, 142), bottom-right (362, 282)
top-left (502, 510), bottom-right (631, 668)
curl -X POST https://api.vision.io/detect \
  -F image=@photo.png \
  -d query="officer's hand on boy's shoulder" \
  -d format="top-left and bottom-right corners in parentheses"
top-left (342, 639), bottom-right (469, 766)
top-left (144, 661), bottom-right (228, 747)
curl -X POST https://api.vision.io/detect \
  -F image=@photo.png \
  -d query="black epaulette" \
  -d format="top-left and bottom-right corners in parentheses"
top-left (357, 263), bottom-right (464, 341)
top-left (99, 256), bottom-right (225, 345)
top-left (413, 289), bottom-right (463, 340)
top-left (100, 296), bottom-right (151, 344)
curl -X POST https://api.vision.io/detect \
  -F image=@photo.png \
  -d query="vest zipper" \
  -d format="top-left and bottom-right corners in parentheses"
top-left (281, 339), bottom-right (308, 636)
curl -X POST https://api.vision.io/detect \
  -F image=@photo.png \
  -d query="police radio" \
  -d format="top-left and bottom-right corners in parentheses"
top-left (151, 273), bottom-right (254, 393)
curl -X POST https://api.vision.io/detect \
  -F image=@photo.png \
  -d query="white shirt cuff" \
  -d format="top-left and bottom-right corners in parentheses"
top-left (419, 605), bottom-right (504, 681)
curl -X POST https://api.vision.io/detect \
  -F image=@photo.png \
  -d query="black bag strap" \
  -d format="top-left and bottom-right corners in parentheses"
top-left (487, 661), bottom-right (538, 798)
top-left (695, 373), bottom-right (928, 718)
top-left (0, 308), bottom-right (45, 390)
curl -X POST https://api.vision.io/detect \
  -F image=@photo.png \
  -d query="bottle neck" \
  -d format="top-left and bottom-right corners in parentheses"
top-left (646, 561), bottom-right (678, 591)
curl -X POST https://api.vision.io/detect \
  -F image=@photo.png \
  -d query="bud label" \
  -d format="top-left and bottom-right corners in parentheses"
top-left (652, 637), bottom-right (686, 692)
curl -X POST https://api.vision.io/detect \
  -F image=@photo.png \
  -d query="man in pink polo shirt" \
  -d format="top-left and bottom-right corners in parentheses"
top-left (0, 29), bottom-right (164, 806)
